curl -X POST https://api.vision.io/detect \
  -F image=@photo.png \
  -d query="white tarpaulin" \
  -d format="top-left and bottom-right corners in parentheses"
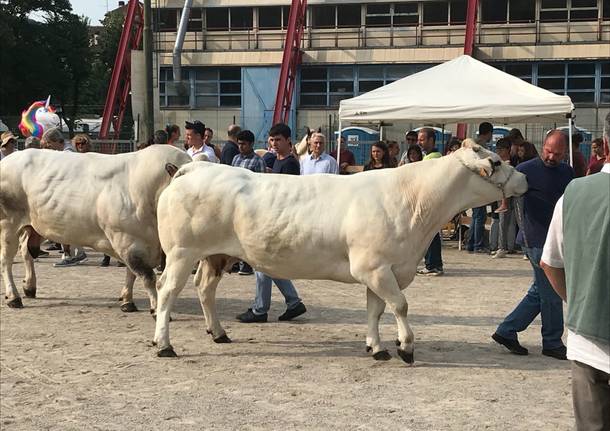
top-left (338, 55), bottom-right (574, 124)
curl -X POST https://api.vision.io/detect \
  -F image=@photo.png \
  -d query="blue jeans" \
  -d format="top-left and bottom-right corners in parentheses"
top-left (252, 271), bottom-right (301, 315)
top-left (496, 247), bottom-right (564, 350)
top-left (425, 233), bottom-right (443, 270)
top-left (468, 206), bottom-right (487, 251)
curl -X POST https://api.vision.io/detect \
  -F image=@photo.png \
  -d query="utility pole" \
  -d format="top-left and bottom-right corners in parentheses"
top-left (143, 0), bottom-right (154, 140)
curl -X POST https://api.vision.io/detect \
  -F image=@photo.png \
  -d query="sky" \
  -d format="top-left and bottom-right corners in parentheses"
top-left (69, 0), bottom-right (113, 25)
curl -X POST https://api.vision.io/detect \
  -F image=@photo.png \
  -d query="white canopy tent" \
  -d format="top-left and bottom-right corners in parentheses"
top-left (337, 55), bottom-right (575, 164)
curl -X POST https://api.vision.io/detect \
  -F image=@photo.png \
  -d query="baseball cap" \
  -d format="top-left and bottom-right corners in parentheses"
top-left (1, 131), bottom-right (17, 147)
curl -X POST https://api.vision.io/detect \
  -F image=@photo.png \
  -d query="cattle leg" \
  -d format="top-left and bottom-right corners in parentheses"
top-left (20, 230), bottom-right (37, 298)
top-left (365, 288), bottom-right (386, 356)
top-left (119, 270), bottom-right (138, 312)
top-left (1, 227), bottom-right (23, 308)
top-left (139, 270), bottom-right (158, 317)
top-left (357, 266), bottom-right (414, 364)
top-left (195, 257), bottom-right (230, 343)
top-left (154, 252), bottom-right (194, 357)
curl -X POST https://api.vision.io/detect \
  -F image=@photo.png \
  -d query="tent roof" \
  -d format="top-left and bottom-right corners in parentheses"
top-left (338, 55), bottom-right (573, 124)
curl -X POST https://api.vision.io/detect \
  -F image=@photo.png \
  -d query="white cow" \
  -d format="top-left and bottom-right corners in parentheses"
top-left (153, 140), bottom-right (528, 363)
top-left (0, 145), bottom-right (192, 312)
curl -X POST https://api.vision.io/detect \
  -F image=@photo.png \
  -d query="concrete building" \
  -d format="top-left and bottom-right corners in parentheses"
top-left (131, 0), bottom-right (610, 149)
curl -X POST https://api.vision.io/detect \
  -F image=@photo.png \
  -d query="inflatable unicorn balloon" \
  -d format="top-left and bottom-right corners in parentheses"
top-left (19, 96), bottom-right (61, 138)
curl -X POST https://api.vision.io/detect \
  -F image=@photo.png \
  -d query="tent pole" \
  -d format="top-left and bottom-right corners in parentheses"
top-left (337, 119), bottom-right (342, 170)
top-left (568, 115), bottom-right (574, 167)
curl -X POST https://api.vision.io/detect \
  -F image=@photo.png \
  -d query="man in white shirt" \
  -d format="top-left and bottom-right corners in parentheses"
top-left (541, 112), bottom-right (610, 431)
top-left (185, 121), bottom-right (218, 162)
top-left (300, 133), bottom-right (339, 175)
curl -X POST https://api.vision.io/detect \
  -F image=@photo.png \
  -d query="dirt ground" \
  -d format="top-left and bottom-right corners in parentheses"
top-left (1, 244), bottom-right (573, 431)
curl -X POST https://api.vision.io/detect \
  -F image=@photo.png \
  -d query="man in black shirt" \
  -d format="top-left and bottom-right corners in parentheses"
top-left (220, 124), bottom-right (241, 165)
top-left (236, 123), bottom-right (307, 323)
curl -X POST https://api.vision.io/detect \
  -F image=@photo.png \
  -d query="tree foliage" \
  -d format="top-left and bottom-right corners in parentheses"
top-left (0, 0), bottom-right (123, 137)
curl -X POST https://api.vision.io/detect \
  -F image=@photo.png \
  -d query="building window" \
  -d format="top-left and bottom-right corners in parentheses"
top-left (569, 0), bottom-right (598, 21)
top-left (258, 6), bottom-right (289, 29)
top-left (366, 3), bottom-right (392, 27)
top-left (159, 67), bottom-right (241, 108)
top-left (187, 8), bottom-right (202, 32)
top-left (449, 0), bottom-right (467, 25)
top-left (230, 7), bottom-right (253, 30)
top-left (540, 0), bottom-right (568, 22)
top-left (394, 3), bottom-right (419, 26)
top-left (159, 69), bottom-right (189, 107)
top-left (509, 0), bottom-right (536, 23)
top-left (504, 63), bottom-right (533, 83)
top-left (206, 8), bottom-right (229, 30)
top-left (312, 5), bottom-right (336, 28)
top-left (481, 0), bottom-right (508, 23)
top-left (300, 67), bottom-right (328, 106)
top-left (601, 63), bottom-right (610, 104)
top-left (423, 1), bottom-right (449, 26)
top-left (154, 8), bottom-right (178, 32)
top-left (566, 63), bottom-right (595, 104)
top-left (337, 4), bottom-right (362, 28)
top-left (605, 0), bottom-right (610, 19)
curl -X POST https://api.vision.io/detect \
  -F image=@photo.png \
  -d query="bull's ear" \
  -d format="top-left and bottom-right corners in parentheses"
top-left (461, 138), bottom-right (481, 152)
top-left (474, 157), bottom-right (494, 177)
top-left (165, 163), bottom-right (179, 177)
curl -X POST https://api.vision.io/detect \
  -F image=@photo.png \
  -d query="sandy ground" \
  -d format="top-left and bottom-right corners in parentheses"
top-left (1, 244), bottom-right (573, 431)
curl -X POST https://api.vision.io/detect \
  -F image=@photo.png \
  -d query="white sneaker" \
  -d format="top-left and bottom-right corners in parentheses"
top-left (493, 249), bottom-right (507, 259)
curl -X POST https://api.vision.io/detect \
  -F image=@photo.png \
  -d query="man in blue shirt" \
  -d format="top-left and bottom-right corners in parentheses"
top-left (300, 133), bottom-right (339, 175)
top-left (493, 130), bottom-right (574, 359)
top-left (236, 123), bottom-right (307, 323)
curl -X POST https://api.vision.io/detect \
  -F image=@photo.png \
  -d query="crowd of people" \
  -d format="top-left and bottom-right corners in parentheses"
top-left (1, 113), bottom-right (608, 429)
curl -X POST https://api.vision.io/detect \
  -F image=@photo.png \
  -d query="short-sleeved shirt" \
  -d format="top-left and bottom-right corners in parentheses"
top-left (517, 157), bottom-right (574, 248)
top-left (587, 156), bottom-right (605, 175)
top-left (220, 140), bottom-right (239, 165)
top-left (188, 144), bottom-right (218, 163)
top-left (272, 154), bottom-right (300, 175)
top-left (300, 152), bottom-right (339, 175)
top-left (231, 152), bottom-right (266, 173)
top-left (263, 151), bottom-right (277, 169)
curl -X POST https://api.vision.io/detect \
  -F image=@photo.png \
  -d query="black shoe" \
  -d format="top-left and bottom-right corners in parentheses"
top-left (46, 243), bottom-right (62, 251)
top-left (236, 309), bottom-right (267, 323)
top-left (37, 250), bottom-right (49, 257)
top-left (492, 332), bottom-right (528, 355)
top-left (542, 346), bottom-right (567, 360)
top-left (278, 302), bottom-right (307, 321)
top-left (100, 256), bottom-right (110, 267)
top-left (230, 262), bottom-right (241, 274)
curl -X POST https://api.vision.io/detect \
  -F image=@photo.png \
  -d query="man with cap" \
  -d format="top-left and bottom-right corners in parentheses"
top-left (185, 121), bottom-right (218, 162)
top-left (1, 131), bottom-right (18, 160)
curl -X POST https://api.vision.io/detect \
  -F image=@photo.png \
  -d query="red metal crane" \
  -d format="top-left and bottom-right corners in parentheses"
top-left (456, 0), bottom-right (478, 139)
top-left (99, 0), bottom-right (144, 146)
top-left (272, 0), bottom-right (307, 126)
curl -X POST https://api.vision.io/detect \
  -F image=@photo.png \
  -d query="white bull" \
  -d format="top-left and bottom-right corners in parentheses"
top-left (0, 145), bottom-right (192, 313)
top-left (153, 140), bottom-right (528, 363)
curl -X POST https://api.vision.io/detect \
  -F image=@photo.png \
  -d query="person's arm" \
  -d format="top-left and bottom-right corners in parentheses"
top-left (541, 263), bottom-right (567, 301)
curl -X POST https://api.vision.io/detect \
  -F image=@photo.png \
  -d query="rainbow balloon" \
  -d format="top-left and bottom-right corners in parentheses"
top-left (19, 97), bottom-right (60, 138)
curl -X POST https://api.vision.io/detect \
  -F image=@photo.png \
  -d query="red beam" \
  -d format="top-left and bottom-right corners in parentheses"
top-left (457, 0), bottom-right (478, 139)
top-left (100, 0), bottom-right (143, 148)
top-left (273, 0), bottom-right (307, 125)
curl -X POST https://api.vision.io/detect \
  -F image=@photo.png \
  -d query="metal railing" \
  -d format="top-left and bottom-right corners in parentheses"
top-left (153, 19), bottom-right (610, 52)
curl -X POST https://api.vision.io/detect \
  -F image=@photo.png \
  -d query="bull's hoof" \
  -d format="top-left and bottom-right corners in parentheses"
top-left (213, 334), bottom-right (232, 344)
top-left (395, 339), bottom-right (400, 347)
top-left (151, 340), bottom-right (157, 346)
top-left (372, 350), bottom-right (392, 361)
top-left (157, 346), bottom-right (177, 358)
top-left (6, 297), bottom-right (24, 309)
top-left (120, 302), bottom-right (138, 313)
top-left (365, 345), bottom-right (372, 352)
top-left (397, 348), bottom-right (414, 364)
top-left (23, 288), bottom-right (37, 299)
